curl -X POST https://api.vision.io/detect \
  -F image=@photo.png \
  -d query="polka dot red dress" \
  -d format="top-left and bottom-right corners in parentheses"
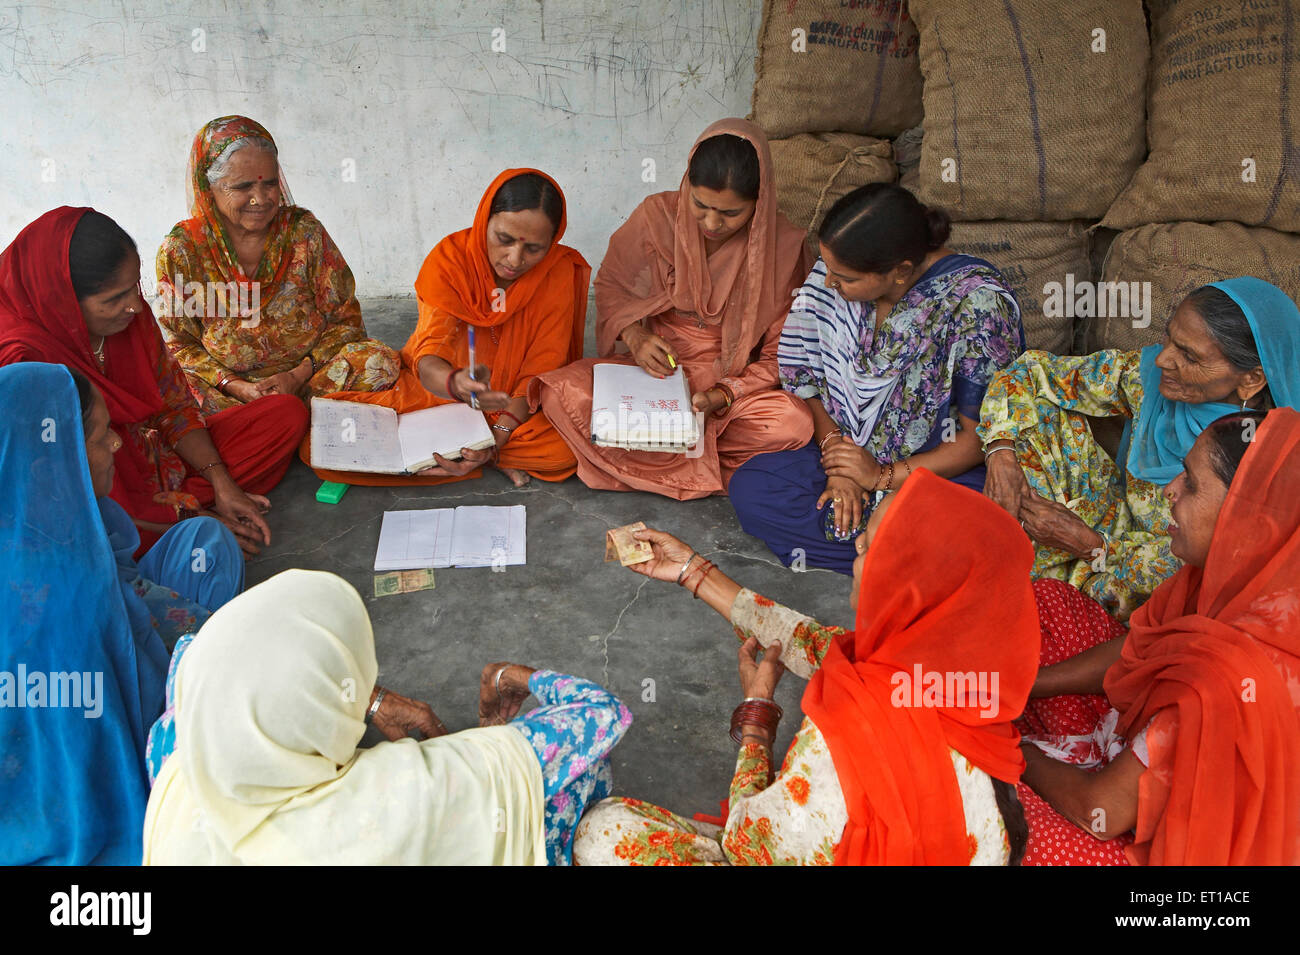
top-left (1016, 580), bottom-right (1135, 866)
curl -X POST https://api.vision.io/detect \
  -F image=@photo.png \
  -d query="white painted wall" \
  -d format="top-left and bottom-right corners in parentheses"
top-left (1, 0), bottom-right (759, 295)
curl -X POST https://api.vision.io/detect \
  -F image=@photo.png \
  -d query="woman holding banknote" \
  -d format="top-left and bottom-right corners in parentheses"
top-left (306, 168), bottom-right (590, 488)
top-left (573, 470), bottom-right (1040, 866)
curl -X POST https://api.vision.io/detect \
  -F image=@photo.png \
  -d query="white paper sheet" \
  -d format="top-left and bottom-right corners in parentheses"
top-left (449, 505), bottom-right (527, 568)
top-left (311, 399), bottom-right (404, 473)
top-left (396, 403), bottom-right (495, 471)
top-left (374, 509), bottom-right (455, 571)
top-left (590, 364), bottom-right (700, 450)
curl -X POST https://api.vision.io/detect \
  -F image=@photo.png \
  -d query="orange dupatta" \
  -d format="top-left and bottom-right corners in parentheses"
top-left (337, 168), bottom-right (589, 415)
top-left (801, 470), bottom-right (1040, 865)
top-left (1104, 408), bottom-right (1300, 865)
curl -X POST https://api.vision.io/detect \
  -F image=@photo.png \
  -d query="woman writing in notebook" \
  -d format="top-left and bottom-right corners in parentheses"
top-left (308, 169), bottom-right (590, 487)
top-left (531, 118), bottom-right (814, 499)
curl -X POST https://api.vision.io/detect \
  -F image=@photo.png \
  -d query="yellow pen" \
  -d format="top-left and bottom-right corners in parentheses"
top-left (667, 354), bottom-right (677, 370)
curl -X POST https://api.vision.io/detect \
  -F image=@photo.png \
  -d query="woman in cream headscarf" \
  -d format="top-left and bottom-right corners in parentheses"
top-left (142, 569), bottom-right (630, 865)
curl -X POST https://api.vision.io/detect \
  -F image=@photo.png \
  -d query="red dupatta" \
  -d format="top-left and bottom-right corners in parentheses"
top-left (801, 469), bottom-right (1040, 865)
top-left (0, 207), bottom-right (188, 521)
top-left (1104, 408), bottom-right (1300, 865)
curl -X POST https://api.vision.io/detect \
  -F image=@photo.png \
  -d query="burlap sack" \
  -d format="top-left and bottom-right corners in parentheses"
top-left (1092, 221), bottom-right (1300, 351)
top-left (1103, 0), bottom-right (1300, 232)
top-left (911, 0), bottom-right (1147, 221)
top-left (769, 133), bottom-right (896, 242)
top-left (948, 221), bottom-right (1093, 354)
top-left (751, 0), bottom-right (923, 139)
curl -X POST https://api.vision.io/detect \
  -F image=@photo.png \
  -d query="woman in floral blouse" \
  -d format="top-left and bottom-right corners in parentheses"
top-left (573, 469), bottom-right (1041, 866)
top-left (730, 183), bottom-right (1024, 574)
top-left (156, 116), bottom-right (398, 414)
top-left (978, 277), bottom-right (1299, 620)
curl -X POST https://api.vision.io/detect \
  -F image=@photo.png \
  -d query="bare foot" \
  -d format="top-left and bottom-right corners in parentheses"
top-left (497, 466), bottom-right (531, 488)
top-left (478, 662), bottom-right (532, 726)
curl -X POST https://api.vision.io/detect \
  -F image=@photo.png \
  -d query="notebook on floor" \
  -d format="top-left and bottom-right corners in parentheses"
top-left (310, 397), bottom-right (495, 474)
top-left (374, 505), bottom-right (526, 571)
top-left (589, 364), bottom-right (702, 453)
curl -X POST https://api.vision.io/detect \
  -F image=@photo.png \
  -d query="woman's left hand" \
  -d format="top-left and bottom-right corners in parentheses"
top-left (1020, 495), bottom-right (1104, 559)
top-left (691, 388), bottom-right (727, 416)
top-left (738, 636), bottom-right (785, 699)
top-left (821, 441), bottom-right (881, 489)
top-left (210, 483), bottom-right (271, 553)
top-left (372, 688), bottom-right (448, 741)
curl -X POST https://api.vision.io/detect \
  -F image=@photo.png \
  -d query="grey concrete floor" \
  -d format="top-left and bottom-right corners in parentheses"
top-left (247, 298), bottom-right (852, 814)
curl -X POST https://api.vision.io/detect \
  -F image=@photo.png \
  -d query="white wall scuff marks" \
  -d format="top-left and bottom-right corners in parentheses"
top-left (0, 0), bottom-right (760, 293)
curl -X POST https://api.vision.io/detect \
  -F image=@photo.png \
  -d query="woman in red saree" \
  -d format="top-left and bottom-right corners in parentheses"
top-left (572, 469), bottom-right (1040, 865)
top-left (0, 207), bottom-right (307, 555)
top-left (531, 118), bottom-right (814, 499)
top-left (305, 168), bottom-right (589, 488)
top-left (1018, 407), bottom-right (1300, 864)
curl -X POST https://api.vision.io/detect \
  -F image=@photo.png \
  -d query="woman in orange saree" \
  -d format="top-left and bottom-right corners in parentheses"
top-left (304, 169), bottom-right (589, 488)
top-left (531, 118), bottom-right (814, 499)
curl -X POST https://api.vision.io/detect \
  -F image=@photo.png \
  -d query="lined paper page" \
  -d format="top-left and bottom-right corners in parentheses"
top-left (310, 398), bottom-right (404, 473)
top-left (449, 505), bottom-right (526, 568)
top-left (374, 509), bottom-right (455, 571)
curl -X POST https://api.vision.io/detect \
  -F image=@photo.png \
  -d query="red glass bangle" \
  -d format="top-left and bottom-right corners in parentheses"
top-left (729, 698), bottom-right (782, 744)
top-left (445, 366), bottom-right (465, 401)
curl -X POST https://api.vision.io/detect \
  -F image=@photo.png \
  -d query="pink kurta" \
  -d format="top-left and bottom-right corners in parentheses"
top-left (535, 308), bottom-right (810, 498)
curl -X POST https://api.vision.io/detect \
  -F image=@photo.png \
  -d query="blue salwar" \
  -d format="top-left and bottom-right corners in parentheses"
top-left (102, 496), bottom-right (244, 651)
top-left (510, 670), bottom-right (632, 866)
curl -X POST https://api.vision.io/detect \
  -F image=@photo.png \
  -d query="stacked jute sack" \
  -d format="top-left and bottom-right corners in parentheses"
top-left (907, 0), bottom-right (1151, 353)
top-left (752, 0), bottom-right (1300, 355)
top-left (749, 1), bottom-right (907, 256)
top-left (1092, 0), bottom-right (1300, 351)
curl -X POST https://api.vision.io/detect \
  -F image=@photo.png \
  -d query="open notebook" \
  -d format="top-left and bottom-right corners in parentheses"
top-left (590, 364), bottom-right (702, 453)
top-left (374, 506), bottom-right (526, 570)
top-left (310, 398), bottom-right (495, 474)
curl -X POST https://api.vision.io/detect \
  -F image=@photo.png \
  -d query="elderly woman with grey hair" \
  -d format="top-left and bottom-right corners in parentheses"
top-left (156, 115), bottom-right (398, 413)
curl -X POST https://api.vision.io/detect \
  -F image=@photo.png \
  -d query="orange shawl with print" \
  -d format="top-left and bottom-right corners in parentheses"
top-left (1104, 407), bottom-right (1300, 865)
top-left (802, 470), bottom-right (1039, 865)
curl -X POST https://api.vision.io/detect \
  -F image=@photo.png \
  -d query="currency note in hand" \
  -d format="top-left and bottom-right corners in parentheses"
top-left (605, 521), bottom-right (653, 566)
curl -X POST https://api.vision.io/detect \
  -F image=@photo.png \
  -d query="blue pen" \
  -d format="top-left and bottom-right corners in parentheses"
top-left (467, 325), bottom-right (478, 409)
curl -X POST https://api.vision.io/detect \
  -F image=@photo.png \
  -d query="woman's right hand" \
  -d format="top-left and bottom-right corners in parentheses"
top-left (450, 364), bottom-right (511, 411)
top-left (622, 324), bottom-right (678, 379)
top-left (628, 527), bottom-right (697, 583)
top-left (983, 442), bottom-right (1031, 518)
top-left (816, 474), bottom-right (866, 537)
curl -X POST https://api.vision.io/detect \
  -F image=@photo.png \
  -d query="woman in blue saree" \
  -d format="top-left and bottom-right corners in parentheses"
top-left (0, 362), bottom-right (242, 864)
top-left (730, 183), bottom-right (1025, 573)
